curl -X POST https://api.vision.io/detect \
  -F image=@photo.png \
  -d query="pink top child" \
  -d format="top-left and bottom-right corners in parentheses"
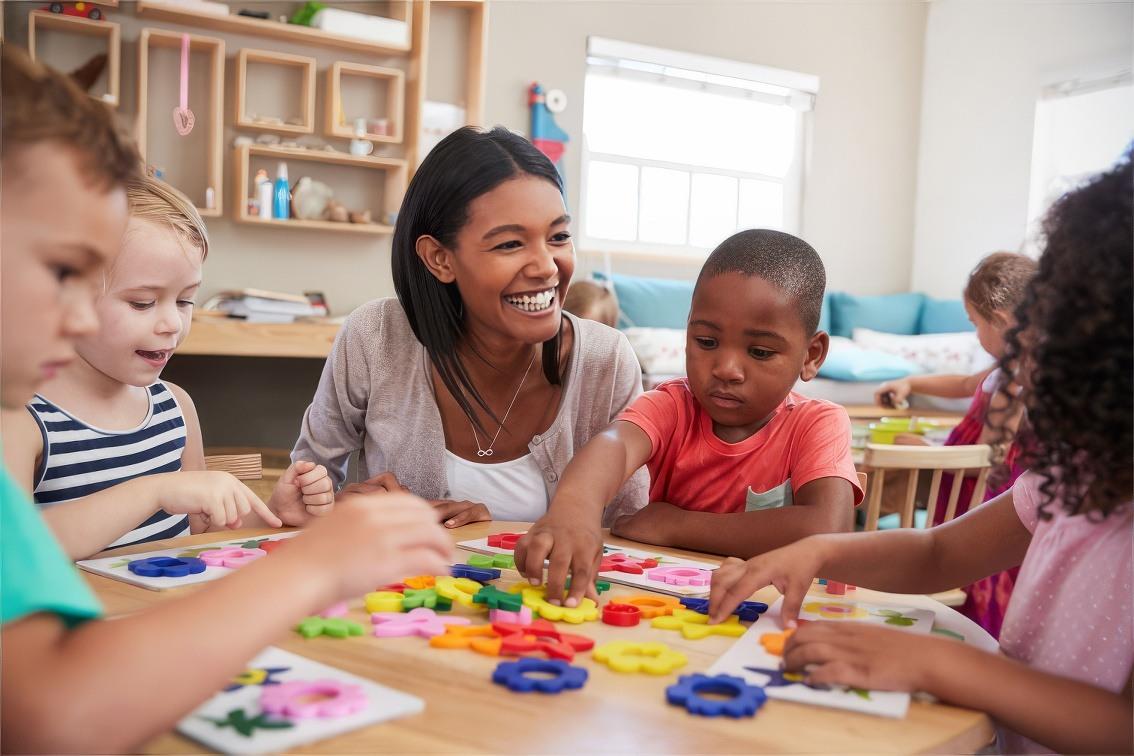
top-left (997, 471), bottom-right (1133, 753)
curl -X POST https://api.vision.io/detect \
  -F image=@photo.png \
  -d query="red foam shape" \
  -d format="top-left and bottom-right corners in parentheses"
top-left (380, 583), bottom-right (408, 593)
top-left (602, 602), bottom-right (641, 627)
top-left (487, 532), bottom-right (525, 550)
top-left (492, 619), bottom-right (594, 661)
top-left (825, 581), bottom-right (846, 595)
top-left (599, 553), bottom-right (659, 575)
top-left (259, 540), bottom-right (288, 554)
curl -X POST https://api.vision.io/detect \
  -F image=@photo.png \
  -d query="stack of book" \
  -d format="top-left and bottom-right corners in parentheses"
top-left (208, 289), bottom-right (325, 324)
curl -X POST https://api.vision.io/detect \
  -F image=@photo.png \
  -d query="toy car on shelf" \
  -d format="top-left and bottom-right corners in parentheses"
top-left (44, 2), bottom-right (103, 20)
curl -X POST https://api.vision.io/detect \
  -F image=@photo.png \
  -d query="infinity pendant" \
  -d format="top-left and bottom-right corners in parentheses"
top-left (478, 450), bottom-right (493, 457)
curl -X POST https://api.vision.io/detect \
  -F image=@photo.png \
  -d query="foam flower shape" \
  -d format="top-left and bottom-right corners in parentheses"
top-left (198, 547), bottom-right (266, 569)
top-left (801, 601), bottom-right (868, 620)
top-left (759, 629), bottom-right (795, 656)
top-left (506, 583), bottom-right (598, 623)
top-left (260, 679), bottom-right (368, 719)
top-left (371, 607), bottom-right (471, 638)
top-left (128, 556), bottom-right (206, 578)
top-left (598, 552), bottom-right (659, 575)
top-left (646, 566), bottom-right (713, 587)
top-left (666, 673), bottom-right (766, 717)
top-left (492, 658), bottom-right (588, 693)
top-left (593, 641), bottom-right (688, 674)
top-left (364, 591), bottom-right (405, 614)
top-left (402, 588), bottom-right (453, 611)
top-left (651, 610), bottom-right (746, 640)
top-left (607, 594), bottom-right (682, 619)
top-left (679, 597), bottom-right (768, 622)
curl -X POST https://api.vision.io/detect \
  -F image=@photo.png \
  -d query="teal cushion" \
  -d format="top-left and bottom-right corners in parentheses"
top-left (828, 292), bottom-right (926, 338)
top-left (817, 293), bottom-right (831, 334)
top-left (596, 272), bottom-right (695, 329)
top-left (818, 344), bottom-right (921, 382)
top-left (875, 509), bottom-right (930, 530)
top-left (919, 298), bottom-right (973, 334)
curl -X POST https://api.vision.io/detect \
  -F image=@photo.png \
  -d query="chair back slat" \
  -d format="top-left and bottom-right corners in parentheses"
top-left (860, 444), bottom-right (992, 531)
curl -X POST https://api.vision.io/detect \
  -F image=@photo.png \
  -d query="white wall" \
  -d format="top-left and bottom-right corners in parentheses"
top-left (483, 1), bottom-right (929, 296)
top-left (910, 0), bottom-right (1134, 299)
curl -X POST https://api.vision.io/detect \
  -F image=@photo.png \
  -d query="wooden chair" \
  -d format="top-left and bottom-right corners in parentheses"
top-left (860, 443), bottom-right (992, 531)
top-left (859, 443), bottom-right (992, 607)
top-left (203, 453), bottom-right (263, 481)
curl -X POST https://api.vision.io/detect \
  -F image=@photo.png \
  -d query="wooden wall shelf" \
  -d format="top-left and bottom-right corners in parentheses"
top-left (135, 1), bottom-right (412, 56)
top-left (137, 27), bottom-right (224, 217)
top-left (325, 61), bottom-right (406, 143)
top-left (233, 144), bottom-right (407, 235)
top-left (181, 315), bottom-right (339, 358)
top-left (27, 10), bottom-right (121, 107)
top-left (235, 48), bottom-right (316, 135)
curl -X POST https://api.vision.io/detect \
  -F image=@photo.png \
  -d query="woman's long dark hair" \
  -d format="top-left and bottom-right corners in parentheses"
top-left (392, 126), bottom-right (566, 434)
top-left (994, 149), bottom-right (1133, 520)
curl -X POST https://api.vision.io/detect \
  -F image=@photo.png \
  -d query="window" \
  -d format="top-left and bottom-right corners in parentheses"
top-left (580, 37), bottom-right (817, 258)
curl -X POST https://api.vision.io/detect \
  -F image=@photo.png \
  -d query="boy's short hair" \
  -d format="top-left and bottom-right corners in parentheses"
top-left (697, 229), bottom-right (826, 335)
top-left (1, 45), bottom-right (139, 189)
top-left (126, 173), bottom-right (210, 260)
top-left (963, 251), bottom-right (1037, 322)
top-left (563, 280), bottom-right (618, 328)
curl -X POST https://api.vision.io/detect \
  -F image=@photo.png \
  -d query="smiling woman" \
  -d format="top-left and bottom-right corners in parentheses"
top-left (291, 127), bottom-right (648, 527)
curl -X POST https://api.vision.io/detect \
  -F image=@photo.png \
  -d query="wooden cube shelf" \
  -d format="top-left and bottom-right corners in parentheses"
top-left (27, 10), bottom-right (121, 107)
top-left (136, 28), bottom-right (225, 217)
top-left (233, 144), bottom-right (407, 235)
top-left (325, 61), bottom-right (405, 144)
top-left (235, 48), bottom-right (317, 135)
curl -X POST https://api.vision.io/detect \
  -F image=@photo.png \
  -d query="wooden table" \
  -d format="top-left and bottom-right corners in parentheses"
top-left (85, 522), bottom-right (994, 754)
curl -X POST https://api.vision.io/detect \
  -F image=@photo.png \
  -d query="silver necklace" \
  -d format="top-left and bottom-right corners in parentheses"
top-left (469, 352), bottom-right (537, 457)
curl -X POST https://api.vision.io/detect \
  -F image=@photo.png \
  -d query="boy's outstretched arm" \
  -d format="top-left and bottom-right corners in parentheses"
top-left (611, 477), bottom-right (854, 558)
top-left (515, 421), bottom-right (653, 607)
top-left (1, 496), bottom-right (452, 754)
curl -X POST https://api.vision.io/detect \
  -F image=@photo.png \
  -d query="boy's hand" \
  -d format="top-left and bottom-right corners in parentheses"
top-left (159, 471), bottom-right (282, 529)
top-left (783, 622), bottom-right (956, 692)
top-left (874, 378), bottom-right (912, 408)
top-left (291, 492), bottom-right (454, 599)
top-left (610, 501), bottom-right (681, 545)
top-left (515, 513), bottom-right (603, 608)
top-left (270, 461), bottom-right (333, 526)
top-left (709, 541), bottom-right (823, 625)
top-left (431, 499), bottom-right (491, 528)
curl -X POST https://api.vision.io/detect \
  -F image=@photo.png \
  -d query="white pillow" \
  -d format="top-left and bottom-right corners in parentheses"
top-left (851, 327), bottom-right (985, 374)
top-left (623, 327), bottom-right (686, 376)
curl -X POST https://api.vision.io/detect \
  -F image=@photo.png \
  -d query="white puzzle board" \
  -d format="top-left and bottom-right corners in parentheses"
top-left (457, 536), bottom-right (719, 597)
top-left (178, 646), bottom-right (423, 754)
top-left (76, 531), bottom-right (302, 591)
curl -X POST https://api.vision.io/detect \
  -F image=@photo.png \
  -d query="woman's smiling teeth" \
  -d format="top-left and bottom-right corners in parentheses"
top-left (505, 288), bottom-right (555, 312)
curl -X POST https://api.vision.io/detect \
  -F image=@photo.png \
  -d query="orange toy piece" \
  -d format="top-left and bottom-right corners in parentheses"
top-left (759, 628), bottom-right (795, 656)
top-left (429, 624), bottom-right (502, 653)
top-left (492, 619), bottom-right (594, 662)
top-left (608, 594), bottom-right (682, 619)
top-left (403, 575), bottom-right (436, 590)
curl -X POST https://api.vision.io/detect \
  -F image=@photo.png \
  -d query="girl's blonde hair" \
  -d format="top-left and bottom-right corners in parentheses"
top-left (125, 173), bottom-right (209, 260)
top-left (563, 280), bottom-right (619, 328)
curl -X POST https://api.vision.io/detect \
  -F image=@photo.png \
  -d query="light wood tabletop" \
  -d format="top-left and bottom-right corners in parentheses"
top-left (84, 522), bottom-right (994, 754)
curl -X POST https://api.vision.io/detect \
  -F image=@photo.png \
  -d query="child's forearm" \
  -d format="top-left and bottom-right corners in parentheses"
top-left (40, 476), bottom-right (165, 559)
top-left (925, 643), bottom-right (1133, 754)
top-left (2, 543), bottom-right (332, 753)
top-left (907, 373), bottom-right (982, 399)
top-left (546, 423), bottom-right (646, 524)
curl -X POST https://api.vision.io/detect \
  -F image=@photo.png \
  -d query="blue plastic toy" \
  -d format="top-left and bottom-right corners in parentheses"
top-left (678, 597), bottom-right (768, 623)
top-left (128, 556), bottom-right (206, 578)
top-left (450, 564), bottom-right (501, 582)
top-left (666, 674), bottom-right (767, 717)
top-left (492, 659), bottom-right (588, 694)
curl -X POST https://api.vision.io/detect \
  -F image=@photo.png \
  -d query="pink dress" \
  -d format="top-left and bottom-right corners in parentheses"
top-left (931, 371), bottom-right (1025, 637)
top-left (997, 471), bottom-right (1133, 754)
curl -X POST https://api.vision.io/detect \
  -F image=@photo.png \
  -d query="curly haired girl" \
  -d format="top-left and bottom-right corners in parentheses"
top-left (710, 151), bottom-right (1132, 754)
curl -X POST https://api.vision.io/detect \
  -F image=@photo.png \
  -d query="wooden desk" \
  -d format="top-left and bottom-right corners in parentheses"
top-left (86, 523), bottom-right (994, 754)
top-left (179, 315), bottom-right (340, 358)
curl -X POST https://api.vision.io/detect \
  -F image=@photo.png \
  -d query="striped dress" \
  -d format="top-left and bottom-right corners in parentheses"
top-left (28, 382), bottom-right (190, 549)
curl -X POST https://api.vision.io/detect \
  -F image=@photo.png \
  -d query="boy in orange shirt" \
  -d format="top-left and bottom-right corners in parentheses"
top-left (517, 229), bottom-right (861, 604)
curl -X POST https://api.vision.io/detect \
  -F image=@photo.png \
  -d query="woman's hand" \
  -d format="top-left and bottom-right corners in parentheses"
top-left (783, 621), bottom-right (960, 692)
top-left (431, 499), bottom-right (491, 528)
top-left (340, 472), bottom-right (409, 497)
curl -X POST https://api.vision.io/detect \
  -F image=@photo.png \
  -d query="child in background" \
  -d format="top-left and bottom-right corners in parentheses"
top-left (875, 252), bottom-right (1036, 637)
top-left (711, 155), bottom-right (1132, 754)
top-left (0, 47), bottom-right (451, 753)
top-left (562, 279), bottom-right (619, 328)
top-left (517, 230), bottom-right (861, 605)
top-left (2, 173), bottom-right (332, 560)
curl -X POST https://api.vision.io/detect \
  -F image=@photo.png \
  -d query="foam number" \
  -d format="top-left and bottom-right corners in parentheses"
top-left (259, 679), bottom-right (368, 719)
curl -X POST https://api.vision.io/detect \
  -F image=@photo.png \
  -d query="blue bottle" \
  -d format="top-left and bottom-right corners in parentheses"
top-left (273, 162), bottom-right (290, 220)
